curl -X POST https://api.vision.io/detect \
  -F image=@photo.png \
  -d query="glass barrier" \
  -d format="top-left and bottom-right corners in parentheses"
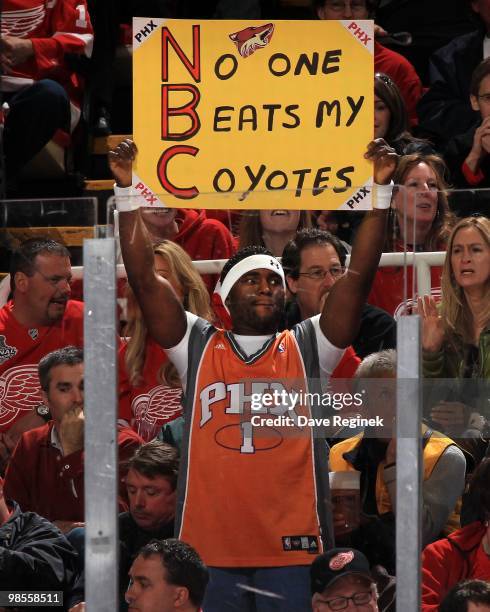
top-left (1, 184), bottom-right (488, 607)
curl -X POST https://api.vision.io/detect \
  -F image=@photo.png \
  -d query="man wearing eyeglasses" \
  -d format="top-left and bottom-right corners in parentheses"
top-left (282, 228), bottom-right (396, 360)
top-left (310, 548), bottom-right (379, 611)
top-left (0, 238), bottom-right (84, 468)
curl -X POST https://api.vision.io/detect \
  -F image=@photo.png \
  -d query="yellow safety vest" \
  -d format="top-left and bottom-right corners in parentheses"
top-left (329, 427), bottom-right (455, 516)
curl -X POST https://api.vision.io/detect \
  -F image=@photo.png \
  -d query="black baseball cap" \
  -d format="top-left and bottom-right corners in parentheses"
top-left (310, 548), bottom-right (373, 595)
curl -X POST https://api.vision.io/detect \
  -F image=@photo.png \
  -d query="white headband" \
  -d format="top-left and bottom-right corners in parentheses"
top-left (218, 254), bottom-right (285, 313)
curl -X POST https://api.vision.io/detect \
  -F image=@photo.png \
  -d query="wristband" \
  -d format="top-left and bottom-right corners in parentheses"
top-left (372, 182), bottom-right (393, 209)
top-left (113, 184), bottom-right (143, 212)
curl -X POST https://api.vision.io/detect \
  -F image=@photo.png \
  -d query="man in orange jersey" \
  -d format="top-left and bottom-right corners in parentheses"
top-left (112, 138), bottom-right (395, 611)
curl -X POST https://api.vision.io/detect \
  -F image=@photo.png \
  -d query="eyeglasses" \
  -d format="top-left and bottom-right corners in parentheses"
top-left (298, 266), bottom-right (345, 280)
top-left (317, 590), bottom-right (373, 610)
top-left (477, 93), bottom-right (490, 103)
top-left (34, 268), bottom-right (72, 287)
top-left (323, 0), bottom-right (367, 13)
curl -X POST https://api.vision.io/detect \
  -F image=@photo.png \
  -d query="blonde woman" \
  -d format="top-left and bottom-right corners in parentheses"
top-left (419, 216), bottom-right (490, 436)
top-left (119, 240), bottom-right (213, 440)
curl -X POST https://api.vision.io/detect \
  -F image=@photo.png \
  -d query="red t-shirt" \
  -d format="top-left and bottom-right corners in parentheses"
top-left (119, 338), bottom-right (182, 440)
top-left (368, 265), bottom-right (443, 317)
top-left (368, 241), bottom-right (444, 317)
top-left (0, 300), bottom-right (84, 432)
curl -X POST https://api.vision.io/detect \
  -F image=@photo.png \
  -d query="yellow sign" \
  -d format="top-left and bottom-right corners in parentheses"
top-left (133, 18), bottom-right (374, 210)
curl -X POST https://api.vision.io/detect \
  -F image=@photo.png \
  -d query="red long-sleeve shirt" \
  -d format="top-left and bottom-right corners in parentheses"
top-left (4, 422), bottom-right (142, 521)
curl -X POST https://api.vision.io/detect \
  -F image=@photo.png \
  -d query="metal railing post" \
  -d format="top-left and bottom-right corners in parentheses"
top-left (396, 315), bottom-right (422, 611)
top-left (83, 238), bottom-right (118, 612)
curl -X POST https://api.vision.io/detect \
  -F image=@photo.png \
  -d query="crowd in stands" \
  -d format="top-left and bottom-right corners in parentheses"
top-left (0, 0), bottom-right (489, 610)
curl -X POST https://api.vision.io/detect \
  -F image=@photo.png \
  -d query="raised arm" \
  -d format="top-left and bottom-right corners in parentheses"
top-left (109, 140), bottom-right (187, 348)
top-left (320, 139), bottom-right (396, 347)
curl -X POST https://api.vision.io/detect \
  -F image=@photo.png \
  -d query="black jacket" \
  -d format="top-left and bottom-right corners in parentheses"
top-left (0, 501), bottom-right (78, 608)
top-left (417, 30), bottom-right (483, 149)
top-left (68, 512), bottom-right (174, 611)
top-left (444, 127), bottom-right (490, 217)
top-left (285, 301), bottom-right (396, 360)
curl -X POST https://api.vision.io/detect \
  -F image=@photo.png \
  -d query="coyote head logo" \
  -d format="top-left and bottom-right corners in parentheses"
top-left (229, 23), bottom-right (274, 58)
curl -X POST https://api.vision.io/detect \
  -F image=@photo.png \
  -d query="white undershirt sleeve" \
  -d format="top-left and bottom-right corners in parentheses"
top-left (309, 314), bottom-right (345, 379)
top-left (164, 312), bottom-right (198, 393)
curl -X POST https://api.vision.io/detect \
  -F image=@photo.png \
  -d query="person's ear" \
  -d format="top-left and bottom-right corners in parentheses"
top-left (173, 585), bottom-right (189, 607)
top-left (470, 94), bottom-right (481, 112)
top-left (14, 271), bottom-right (29, 293)
top-left (286, 274), bottom-right (299, 296)
top-left (316, 5), bottom-right (326, 19)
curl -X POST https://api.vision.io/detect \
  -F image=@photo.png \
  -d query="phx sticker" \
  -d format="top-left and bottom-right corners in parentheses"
top-left (229, 23), bottom-right (274, 58)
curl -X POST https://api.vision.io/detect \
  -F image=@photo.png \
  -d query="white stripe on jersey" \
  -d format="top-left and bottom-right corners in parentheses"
top-left (1, 7), bottom-right (45, 38)
top-left (53, 31), bottom-right (93, 57)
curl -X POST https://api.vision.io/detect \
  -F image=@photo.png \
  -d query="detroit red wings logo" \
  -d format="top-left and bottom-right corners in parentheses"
top-left (329, 550), bottom-right (354, 570)
top-left (132, 386), bottom-right (182, 427)
top-left (1, 6), bottom-right (45, 38)
top-left (0, 365), bottom-right (42, 428)
top-left (229, 23), bottom-right (274, 58)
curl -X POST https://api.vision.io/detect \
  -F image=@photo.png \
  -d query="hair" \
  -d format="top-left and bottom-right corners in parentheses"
top-left (238, 210), bottom-right (311, 254)
top-left (441, 216), bottom-right (490, 346)
top-left (375, 73), bottom-right (409, 143)
top-left (10, 238), bottom-right (70, 293)
top-left (464, 458), bottom-right (490, 522)
top-left (127, 440), bottom-right (179, 490)
top-left (282, 228), bottom-right (347, 280)
top-left (124, 240), bottom-right (213, 387)
top-left (220, 245), bottom-right (273, 283)
top-left (311, 0), bottom-right (377, 17)
top-left (38, 346), bottom-right (83, 393)
top-left (375, 73), bottom-right (433, 155)
top-left (470, 57), bottom-right (490, 97)
top-left (440, 580), bottom-right (490, 612)
top-left (138, 539), bottom-right (209, 607)
top-left (355, 349), bottom-right (397, 378)
top-left (388, 153), bottom-right (454, 251)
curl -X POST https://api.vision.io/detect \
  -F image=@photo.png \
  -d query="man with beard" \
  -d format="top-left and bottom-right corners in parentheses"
top-left (111, 138), bottom-right (395, 611)
top-left (0, 238), bottom-right (84, 467)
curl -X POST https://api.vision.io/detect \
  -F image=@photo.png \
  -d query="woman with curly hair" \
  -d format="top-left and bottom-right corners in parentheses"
top-left (119, 240), bottom-right (213, 440)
